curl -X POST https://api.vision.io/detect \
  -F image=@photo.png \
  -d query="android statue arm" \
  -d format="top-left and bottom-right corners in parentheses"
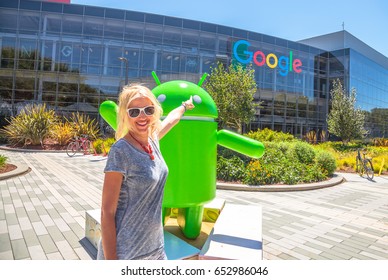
top-left (217, 129), bottom-right (265, 158)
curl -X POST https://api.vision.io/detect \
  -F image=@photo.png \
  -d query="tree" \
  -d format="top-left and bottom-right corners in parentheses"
top-left (327, 79), bottom-right (367, 144)
top-left (205, 62), bottom-right (258, 133)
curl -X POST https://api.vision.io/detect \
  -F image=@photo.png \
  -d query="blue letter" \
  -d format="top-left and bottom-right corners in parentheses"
top-left (278, 56), bottom-right (289, 76)
top-left (233, 40), bottom-right (252, 64)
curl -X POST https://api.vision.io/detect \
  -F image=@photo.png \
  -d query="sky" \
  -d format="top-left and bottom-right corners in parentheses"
top-left (71, 0), bottom-right (388, 58)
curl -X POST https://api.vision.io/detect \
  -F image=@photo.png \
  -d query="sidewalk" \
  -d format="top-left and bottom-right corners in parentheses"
top-left (0, 149), bottom-right (387, 260)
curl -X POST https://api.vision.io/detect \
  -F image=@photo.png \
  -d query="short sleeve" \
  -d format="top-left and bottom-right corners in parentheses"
top-left (104, 145), bottom-right (126, 178)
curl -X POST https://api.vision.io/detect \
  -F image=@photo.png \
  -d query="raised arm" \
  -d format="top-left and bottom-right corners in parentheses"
top-left (158, 96), bottom-right (194, 139)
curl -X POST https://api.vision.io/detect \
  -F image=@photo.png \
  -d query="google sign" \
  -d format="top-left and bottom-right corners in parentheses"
top-left (233, 40), bottom-right (302, 76)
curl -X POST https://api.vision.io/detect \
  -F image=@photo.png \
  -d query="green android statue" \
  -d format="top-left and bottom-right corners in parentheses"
top-left (99, 72), bottom-right (265, 239)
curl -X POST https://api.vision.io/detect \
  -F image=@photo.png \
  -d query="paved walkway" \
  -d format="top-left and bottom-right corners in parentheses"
top-left (0, 149), bottom-right (387, 260)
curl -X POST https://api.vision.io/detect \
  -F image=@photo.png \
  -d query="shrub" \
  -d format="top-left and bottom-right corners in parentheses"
top-left (315, 150), bottom-right (337, 176)
top-left (245, 128), bottom-right (295, 142)
top-left (0, 154), bottom-right (7, 168)
top-left (217, 156), bottom-right (246, 182)
top-left (244, 160), bottom-right (275, 185)
top-left (50, 122), bottom-right (74, 145)
top-left (66, 112), bottom-right (100, 140)
top-left (290, 141), bottom-right (316, 164)
top-left (0, 103), bottom-right (57, 146)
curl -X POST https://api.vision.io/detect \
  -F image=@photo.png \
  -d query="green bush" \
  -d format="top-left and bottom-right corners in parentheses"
top-left (315, 150), bottom-right (337, 176)
top-left (0, 154), bottom-right (7, 168)
top-left (290, 141), bottom-right (316, 164)
top-left (217, 156), bottom-right (246, 182)
top-left (245, 128), bottom-right (296, 142)
top-left (0, 103), bottom-right (58, 146)
top-left (66, 112), bottom-right (100, 140)
top-left (51, 121), bottom-right (74, 145)
top-left (237, 140), bottom-right (335, 185)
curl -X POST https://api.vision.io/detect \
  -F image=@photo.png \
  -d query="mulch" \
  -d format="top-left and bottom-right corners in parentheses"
top-left (0, 164), bottom-right (17, 174)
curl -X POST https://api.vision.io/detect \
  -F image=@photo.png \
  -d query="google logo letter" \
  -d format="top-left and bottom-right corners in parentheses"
top-left (233, 40), bottom-right (302, 76)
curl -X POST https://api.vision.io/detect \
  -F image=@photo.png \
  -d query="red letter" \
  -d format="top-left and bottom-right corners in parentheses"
top-left (253, 51), bottom-right (265, 66)
top-left (293, 59), bottom-right (302, 73)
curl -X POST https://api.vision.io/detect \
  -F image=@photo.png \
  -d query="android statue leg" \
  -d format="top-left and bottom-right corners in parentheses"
top-left (177, 206), bottom-right (204, 239)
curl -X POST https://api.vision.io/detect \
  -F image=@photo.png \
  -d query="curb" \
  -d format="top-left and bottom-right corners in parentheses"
top-left (0, 162), bottom-right (31, 180)
top-left (216, 174), bottom-right (344, 192)
top-left (0, 145), bottom-right (67, 153)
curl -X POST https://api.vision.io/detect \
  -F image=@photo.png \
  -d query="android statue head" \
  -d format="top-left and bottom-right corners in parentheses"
top-left (151, 71), bottom-right (217, 119)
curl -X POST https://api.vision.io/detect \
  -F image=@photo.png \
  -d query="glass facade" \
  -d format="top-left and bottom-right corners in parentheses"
top-left (1, 0), bottom-right (387, 138)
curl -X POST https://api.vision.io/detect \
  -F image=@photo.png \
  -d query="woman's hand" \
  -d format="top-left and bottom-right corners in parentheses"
top-left (182, 96), bottom-right (195, 111)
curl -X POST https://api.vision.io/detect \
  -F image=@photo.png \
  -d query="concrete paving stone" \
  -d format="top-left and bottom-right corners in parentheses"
top-left (361, 246), bottom-right (388, 258)
top-left (1, 195), bottom-right (12, 204)
top-left (46, 207), bottom-right (62, 219)
top-left (359, 250), bottom-right (386, 260)
top-left (0, 220), bottom-right (7, 234)
top-left (22, 229), bottom-right (40, 247)
top-left (67, 222), bottom-right (85, 239)
top-left (28, 244), bottom-right (47, 260)
top-left (18, 217), bottom-right (32, 231)
top-left (340, 239), bottom-right (370, 252)
top-left (368, 245), bottom-right (388, 256)
top-left (0, 250), bottom-right (13, 260)
top-left (55, 240), bottom-right (79, 260)
top-left (38, 234), bottom-right (58, 254)
top-left (46, 251), bottom-right (64, 260)
top-left (292, 247), bottom-right (328, 260)
top-left (263, 251), bottom-right (282, 260)
top-left (347, 233), bottom-right (377, 244)
top-left (374, 240), bottom-right (388, 251)
top-left (4, 203), bottom-right (15, 215)
top-left (62, 230), bottom-right (82, 248)
top-left (5, 212), bottom-right (18, 226)
top-left (263, 230), bottom-right (283, 240)
top-left (68, 201), bottom-right (84, 212)
top-left (315, 236), bottom-right (342, 247)
top-left (265, 236), bottom-right (295, 250)
top-left (331, 242), bottom-right (361, 255)
top-left (35, 205), bottom-right (49, 216)
top-left (360, 227), bottom-right (387, 237)
top-left (74, 246), bottom-right (93, 260)
top-left (46, 225), bottom-right (65, 243)
top-left (11, 238), bottom-right (29, 260)
top-left (0, 233), bottom-right (12, 253)
top-left (12, 199), bottom-right (23, 209)
top-left (279, 250), bottom-right (307, 260)
top-left (40, 214), bottom-right (55, 227)
top-left (323, 247), bottom-right (353, 259)
top-left (32, 221), bottom-right (49, 236)
top-left (53, 217), bottom-right (71, 232)
top-left (324, 232), bottom-right (346, 242)
top-left (26, 209), bottom-right (40, 223)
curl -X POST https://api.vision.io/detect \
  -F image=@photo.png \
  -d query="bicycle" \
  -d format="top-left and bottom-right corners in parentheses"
top-left (66, 134), bottom-right (94, 157)
top-left (355, 148), bottom-right (374, 180)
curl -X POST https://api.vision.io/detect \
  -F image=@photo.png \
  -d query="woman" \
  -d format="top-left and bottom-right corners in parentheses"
top-left (97, 84), bottom-right (194, 260)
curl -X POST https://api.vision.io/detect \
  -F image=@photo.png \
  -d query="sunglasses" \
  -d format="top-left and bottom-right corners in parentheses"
top-left (127, 106), bottom-right (155, 118)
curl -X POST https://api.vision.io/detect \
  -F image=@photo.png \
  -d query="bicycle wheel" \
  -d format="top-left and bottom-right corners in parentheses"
top-left (66, 142), bottom-right (79, 157)
top-left (82, 140), bottom-right (94, 155)
top-left (355, 156), bottom-right (363, 176)
top-left (364, 159), bottom-right (374, 180)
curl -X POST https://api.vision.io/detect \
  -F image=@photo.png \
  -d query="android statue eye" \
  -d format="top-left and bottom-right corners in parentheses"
top-left (157, 94), bottom-right (166, 103)
top-left (193, 95), bottom-right (202, 104)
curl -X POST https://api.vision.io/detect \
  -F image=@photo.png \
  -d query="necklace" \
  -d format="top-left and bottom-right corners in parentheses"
top-left (128, 132), bottom-right (155, 160)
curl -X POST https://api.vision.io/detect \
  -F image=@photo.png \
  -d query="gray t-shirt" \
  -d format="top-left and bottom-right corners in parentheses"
top-left (97, 136), bottom-right (168, 260)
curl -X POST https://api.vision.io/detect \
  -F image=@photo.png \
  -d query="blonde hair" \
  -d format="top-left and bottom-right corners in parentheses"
top-left (115, 84), bottom-right (162, 140)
